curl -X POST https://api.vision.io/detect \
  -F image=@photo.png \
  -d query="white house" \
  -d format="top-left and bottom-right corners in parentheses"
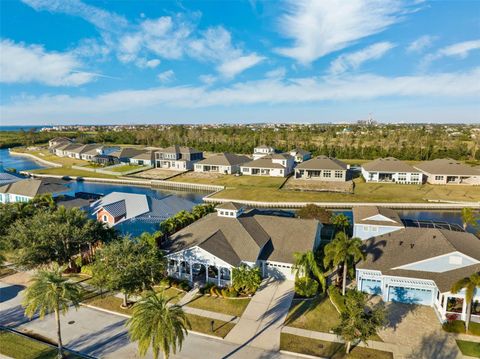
top-left (295, 156), bottom-right (349, 181)
top-left (194, 153), bottom-right (250, 174)
top-left (154, 145), bottom-right (204, 171)
top-left (361, 157), bottom-right (422, 184)
top-left (0, 178), bottom-right (69, 204)
top-left (240, 153), bottom-right (294, 177)
top-left (289, 148), bottom-right (312, 163)
top-left (163, 202), bottom-right (321, 283)
top-left (414, 158), bottom-right (480, 185)
top-left (357, 227), bottom-right (480, 323)
top-left (54, 143), bottom-right (117, 161)
top-left (252, 145), bottom-right (276, 160)
top-left (352, 206), bottom-right (405, 240)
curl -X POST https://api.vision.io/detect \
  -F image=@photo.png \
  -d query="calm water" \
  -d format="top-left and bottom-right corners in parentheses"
top-left (0, 126), bottom-right (52, 132)
top-left (0, 148), bottom-right (45, 171)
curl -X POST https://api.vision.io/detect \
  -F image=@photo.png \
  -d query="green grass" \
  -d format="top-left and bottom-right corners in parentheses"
top-left (186, 314), bottom-right (235, 338)
top-left (0, 330), bottom-right (82, 359)
top-left (456, 340), bottom-right (480, 357)
top-left (280, 333), bottom-right (393, 359)
top-left (153, 285), bottom-right (185, 304)
top-left (171, 173), bottom-right (285, 189)
top-left (107, 164), bottom-right (146, 173)
top-left (12, 148), bottom-right (88, 167)
top-left (443, 320), bottom-right (480, 336)
top-left (82, 294), bottom-right (133, 315)
top-left (30, 167), bottom-right (120, 179)
top-left (186, 295), bottom-right (251, 317)
top-left (286, 295), bottom-right (341, 332)
top-left (211, 177), bottom-right (480, 203)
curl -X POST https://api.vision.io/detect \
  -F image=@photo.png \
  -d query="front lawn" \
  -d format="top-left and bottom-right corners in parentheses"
top-left (106, 164), bottom-right (146, 173)
top-left (285, 295), bottom-right (340, 332)
top-left (170, 172), bottom-right (285, 189)
top-left (443, 320), bottom-right (480, 336)
top-left (280, 333), bottom-right (393, 359)
top-left (82, 294), bottom-right (133, 316)
top-left (185, 295), bottom-right (251, 317)
top-left (186, 314), bottom-right (235, 338)
top-left (456, 340), bottom-right (480, 357)
top-left (153, 285), bottom-right (186, 304)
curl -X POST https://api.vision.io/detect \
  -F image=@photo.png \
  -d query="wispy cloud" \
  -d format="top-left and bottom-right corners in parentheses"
top-left (265, 67), bottom-right (287, 79)
top-left (0, 39), bottom-right (96, 86)
top-left (275, 0), bottom-right (411, 64)
top-left (422, 39), bottom-right (480, 66)
top-left (217, 54), bottom-right (265, 78)
top-left (406, 35), bottom-right (436, 53)
top-left (329, 42), bottom-right (396, 75)
top-left (157, 70), bottom-right (175, 83)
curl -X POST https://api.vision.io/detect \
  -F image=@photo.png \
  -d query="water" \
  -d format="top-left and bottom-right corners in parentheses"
top-left (0, 148), bottom-right (45, 171)
top-left (0, 126), bottom-right (52, 132)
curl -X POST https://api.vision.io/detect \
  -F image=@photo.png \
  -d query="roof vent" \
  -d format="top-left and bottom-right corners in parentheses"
top-left (410, 243), bottom-right (415, 249)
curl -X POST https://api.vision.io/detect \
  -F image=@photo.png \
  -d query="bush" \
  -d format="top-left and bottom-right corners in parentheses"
top-left (75, 256), bottom-right (83, 268)
top-left (80, 264), bottom-right (93, 276)
top-left (443, 320), bottom-right (466, 333)
top-left (294, 277), bottom-right (319, 298)
top-left (200, 282), bottom-right (215, 295)
top-left (210, 285), bottom-right (219, 297)
top-left (328, 285), bottom-right (346, 313)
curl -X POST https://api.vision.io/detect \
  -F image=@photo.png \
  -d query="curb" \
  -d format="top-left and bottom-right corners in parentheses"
top-left (279, 349), bottom-right (326, 359)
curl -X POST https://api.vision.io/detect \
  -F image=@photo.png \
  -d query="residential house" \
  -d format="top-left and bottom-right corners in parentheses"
top-left (294, 156), bottom-right (349, 181)
top-left (240, 153), bottom-right (294, 177)
top-left (91, 154), bottom-right (119, 166)
top-left (361, 157), bottom-right (422, 184)
top-left (252, 145), bottom-right (276, 160)
top-left (105, 147), bottom-right (144, 164)
top-left (55, 143), bottom-right (117, 161)
top-left (48, 137), bottom-right (73, 152)
top-left (289, 148), bottom-right (312, 163)
top-left (352, 206), bottom-right (405, 240)
top-left (0, 178), bottom-right (69, 203)
top-left (194, 153), bottom-right (250, 174)
top-left (90, 192), bottom-right (196, 236)
top-left (414, 158), bottom-right (480, 185)
top-left (129, 150), bottom-right (155, 166)
top-left (357, 227), bottom-right (480, 323)
top-left (155, 145), bottom-right (203, 171)
top-left (163, 202), bottom-right (321, 284)
top-left (0, 162), bottom-right (24, 186)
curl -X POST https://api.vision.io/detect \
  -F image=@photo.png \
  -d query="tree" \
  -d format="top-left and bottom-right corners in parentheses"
top-left (93, 238), bottom-right (166, 307)
top-left (22, 265), bottom-right (82, 359)
top-left (232, 265), bottom-right (262, 295)
top-left (461, 208), bottom-right (479, 231)
top-left (334, 290), bottom-right (386, 354)
top-left (331, 213), bottom-right (350, 234)
top-left (451, 272), bottom-right (480, 331)
top-left (127, 292), bottom-right (190, 359)
top-left (324, 232), bottom-right (364, 295)
top-left (292, 250), bottom-right (326, 292)
top-left (296, 204), bottom-right (331, 223)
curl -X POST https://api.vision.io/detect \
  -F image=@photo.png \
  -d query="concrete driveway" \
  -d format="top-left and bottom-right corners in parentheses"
top-left (225, 278), bottom-right (295, 352)
top-left (378, 302), bottom-right (462, 359)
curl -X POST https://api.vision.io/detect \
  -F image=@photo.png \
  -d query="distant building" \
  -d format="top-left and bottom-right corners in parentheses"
top-left (240, 153), bottom-right (294, 177)
top-left (289, 148), bottom-right (312, 163)
top-left (108, 147), bottom-right (145, 164)
top-left (361, 157), bottom-right (422, 184)
top-left (252, 145), bottom-right (276, 160)
top-left (414, 158), bottom-right (480, 185)
top-left (194, 153), bottom-right (250, 174)
top-left (154, 146), bottom-right (203, 171)
top-left (0, 178), bottom-right (69, 203)
top-left (129, 150), bottom-right (156, 166)
top-left (48, 137), bottom-right (73, 152)
top-left (352, 206), bottom-right (405, 240)
top-left (55, 143), bottom-right (117, 161)
top-left (294, 156), bottom-right (349, 181)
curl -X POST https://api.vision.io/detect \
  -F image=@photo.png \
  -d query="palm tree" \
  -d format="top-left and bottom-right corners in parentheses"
top-left (461, 208), bottom-right (479, 231)
top-left (331, 213), bottom-right (350, 234)
top-left (127, 292), bottom-right (190, 359)
top-left (451, 273), bottom-right (480, 331)
top-left (292, 250), bottom-right (326, 292)
top-left (22, 265), bottom-right (81, 359)
top-left (324, 232), bottom-right (365, 295)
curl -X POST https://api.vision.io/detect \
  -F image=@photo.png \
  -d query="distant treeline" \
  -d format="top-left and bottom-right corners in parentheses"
top-left (1, 124), bottom-right (479, 161)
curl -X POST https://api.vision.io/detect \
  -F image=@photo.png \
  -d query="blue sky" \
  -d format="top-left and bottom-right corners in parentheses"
top-left (0, 0), bottom-right (479, 125)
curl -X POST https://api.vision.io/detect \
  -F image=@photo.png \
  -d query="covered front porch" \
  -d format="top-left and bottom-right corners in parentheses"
top-left (167, 258), bottom-right (232, 287)
top-left (435, 290), bottom-right (480, 323)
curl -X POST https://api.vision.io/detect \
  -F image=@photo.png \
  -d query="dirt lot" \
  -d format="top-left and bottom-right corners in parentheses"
top-left (283, 177), bottom-right (354, 193)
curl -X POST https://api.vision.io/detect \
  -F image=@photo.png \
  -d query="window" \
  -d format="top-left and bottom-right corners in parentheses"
top-left (242, 167), bottom-right (249, 173)
top-left (335, 171), bottom-right (343, 178)
top-left (363, 225), bottom-right (369, 231)
top-left (102, 215), bottom-right (108, 222)
top-left (323, 170), bottom-right (331, 178)
top-left (435, 176), bottom-right (444, 181)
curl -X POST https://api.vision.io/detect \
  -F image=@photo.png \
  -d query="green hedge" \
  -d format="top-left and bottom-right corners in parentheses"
top-left (295, 277), bottom-right (319, 298)
top-left (328, 285), bottom-right (346, 313)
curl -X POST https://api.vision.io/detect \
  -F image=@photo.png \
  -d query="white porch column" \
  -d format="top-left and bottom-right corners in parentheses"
top-left (189, 261), bottom-right (193, 282)
top-left (217, 266), bottom-right (221, 286)
top-left (179, 262), bottom-right (183, 278)
top-left (461, 296), bottom-right (468, 321)
top-left (206, 265), bottom-right (209, 282)
top-left (442, 294), bottom-right (449, 319)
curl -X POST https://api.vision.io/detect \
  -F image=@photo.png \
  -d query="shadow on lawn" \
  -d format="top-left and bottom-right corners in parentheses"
top-left (283, 294), bottom-right (326, 328)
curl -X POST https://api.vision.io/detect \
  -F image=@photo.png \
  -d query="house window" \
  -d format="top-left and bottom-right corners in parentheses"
top-left (242, 168), bottom-right (249, 173)
top-left (335, 171), bottom-right (343, 178)
top-left (102, 215), bottom-right (108, 222)
top-left (435, 176), bottom-right (444, 181)
top-left (323, 170), bottom-right (331, 178)
top-left (363, 225), bottom-right (369, 231)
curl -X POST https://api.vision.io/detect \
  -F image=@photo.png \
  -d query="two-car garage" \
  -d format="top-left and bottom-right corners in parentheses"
top-left (387, 286), bottom-right (434, 306)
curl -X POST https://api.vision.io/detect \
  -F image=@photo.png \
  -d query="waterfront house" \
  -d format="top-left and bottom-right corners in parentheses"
top-left (0, 178), bottom-right (69, 203)
top-left (48, 137), bottom-right (73, 152)
top-left (109, 147), bottom-right (146, 164)
top-left (289, 148), bottom-right (312, 163)
top-left (163, 202), bottom-right (321, 284)
top-left (361, 157), bottom-right (422, 184)
top-left (129, 150), bottom-right (155, 166)
top-left (357, 227), bottom-right (480, 323)
top-left (253, 145), bottom-right (276, 160)
top-left (240, 153), bottom-right (294, 177)
top-left (55, 143), bottom-right (117, 161)
top-left (0, 162), bottom-right (24, 186)
top-left (414, 158), bottom-right (480, 185)
top-left (154, 145), bottom-right (203, 171)
top-left (294, 156), bottom-right (349, 181)
top-left (194, 153), bottom-right (250, 174)
top-left (90, 191), bottom-right (196, 236)
top-left (352, 206), bottom-right (405, 240)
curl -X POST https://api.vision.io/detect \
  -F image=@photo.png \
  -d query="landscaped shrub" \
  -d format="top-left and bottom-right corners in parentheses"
top-left (210, 285), bottom-right (220, 297)
top-left (200, 282), bottom-right (215, 295)
top-left (443, 320), bottom-right (466, 333)
top-left (294, 277), bottom-right (318, 298)
top-left (80, 264), bottom-right (94, 276)
top-left (328, 285), bottom-right (346, 313)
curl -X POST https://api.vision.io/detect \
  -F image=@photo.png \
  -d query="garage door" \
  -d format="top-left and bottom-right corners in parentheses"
top-left (388, 286), bottom-right (433, 306)
top-left (265, 262), bottom-right (294, 280)
top-left (361, 278), bottom-right (382, 295)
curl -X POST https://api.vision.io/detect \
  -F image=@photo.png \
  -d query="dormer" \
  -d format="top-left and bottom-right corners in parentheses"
top-left (216, 202), bottom-right (245, 218)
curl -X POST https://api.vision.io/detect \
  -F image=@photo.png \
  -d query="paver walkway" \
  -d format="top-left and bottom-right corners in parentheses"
top-left (177, 287), bottom-right (199, 306)
top-left (225, 278), bottom-right (294, 352)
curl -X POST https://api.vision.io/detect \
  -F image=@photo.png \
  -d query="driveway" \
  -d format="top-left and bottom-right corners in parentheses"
top-left (225, 278), bottom-right (295, 352)
top-left (378, 302), bottom-right (462, 359)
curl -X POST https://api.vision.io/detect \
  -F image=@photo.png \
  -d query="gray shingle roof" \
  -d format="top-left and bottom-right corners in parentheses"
top-left (197, 153), bottom-right (250, 166)
top-left (110, 148), bottom-right (146, 159)
top-left (198, 230), bottom-right (242, 266)
top-left (290, 148), bottom-right (311, 156)
top-left (352, 206), bottom-right (403, 227)
top-left (362, 157), bottom-right (419, 173)
top-left (103, 200), bottom-right (127, 218)
top-left (241, 157), bottom-right (286, 169)
top-left (414, 158), bottom-right (480, 176)
top-left (0, 178), bottom-right (69, 197)
top-left (131, 150), bottom-right (155, 161)
top-left (216, 202), bottom-right (244, 211)
top-left (296, 156), bottom-right (347, 171)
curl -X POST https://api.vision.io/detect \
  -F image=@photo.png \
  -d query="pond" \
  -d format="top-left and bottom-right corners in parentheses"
top-left (0, 148), bottom-right (45, 171)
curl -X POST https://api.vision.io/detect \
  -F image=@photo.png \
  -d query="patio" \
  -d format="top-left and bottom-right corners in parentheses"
top-left (167, 259), bottom-right (232, 287)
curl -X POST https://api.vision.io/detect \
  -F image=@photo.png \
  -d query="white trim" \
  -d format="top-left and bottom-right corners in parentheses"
top-left (392, 251), bottom-right (480, 271)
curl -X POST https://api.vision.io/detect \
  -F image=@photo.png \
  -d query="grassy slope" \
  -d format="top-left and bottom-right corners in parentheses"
top-left (456, 340), bottom-right (480, 357)
top-left (286, 295), bottom-right (340, 332)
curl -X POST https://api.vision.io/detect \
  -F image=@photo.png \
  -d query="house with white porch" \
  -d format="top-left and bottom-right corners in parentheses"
top-left (294, 156), bottom-right (349, 181)
top-left (155, 145), bottom-right (204, 170)
top-left (0, 178), bottom-right (69, 203)
top-left (289, 148), bottom-right (311, 163)
top-left (361, 157), bottom-right (422, 184)
top-left (414, 158), bottom-right (480, 185)
top-left (352, 206), bottom-right (405, 240)
top-left (194, 153), bottom-right (250, 174)
top-left (357, 227), bottom-right (480, 323)
top-left (240, 153), bottom-right (294, 177)
top-left (163, 202), bottom-right (321, 285)
top-left (252, 145), bottom-right (276, 160)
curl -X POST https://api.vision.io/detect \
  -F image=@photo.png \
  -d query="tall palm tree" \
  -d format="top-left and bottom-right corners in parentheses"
top-left (461, 208), bottom-right (479, 231)
top-left (22, 266), bottom-right (81, 359)
top-left (324, 232), bottom-right (365, 295)
top-left (451, 273), bottom-right (480, 331)
top-left (292, 250), bottom-right (326, 292)
top-left (331, 213), bottom-right (351, 234)
top-left (127, 292), bottom-right (190, 359)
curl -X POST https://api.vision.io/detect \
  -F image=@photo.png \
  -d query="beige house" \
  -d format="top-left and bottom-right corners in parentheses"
top-left (295, 156), bottom-right (348, 181)
top-left (240, 153), bottom-right (294, 177)
top-left (361, 157), bottom-right (422, 184)
top-left (414, 158), bottom-right (480, 185)
top-left (194, 153), bottom-right (250, 174)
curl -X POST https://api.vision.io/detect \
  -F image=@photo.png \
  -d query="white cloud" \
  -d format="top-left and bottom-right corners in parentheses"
top-left (406, 35), bottom-right (435, 53)
top-left (0, 39), bottom-right (95, 86)
top-left (217, 54), bottom-right (265, 78)
top-left (265, 67), bottom-right (287, 78)
top-left (422, 39), bottom-right (480, 66)
top-left (329, 42), bottom-right (396, 75)
top-left (276, 0), bottom-right (411, 63)
top-left (2, 68), bottom-right (479, 121)
top-left (157, 70), bottom-right (175, 83)
top-left (199, 74), bottom-right (217, 85)
top-left (145, 59), bottom-right (161, 68)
